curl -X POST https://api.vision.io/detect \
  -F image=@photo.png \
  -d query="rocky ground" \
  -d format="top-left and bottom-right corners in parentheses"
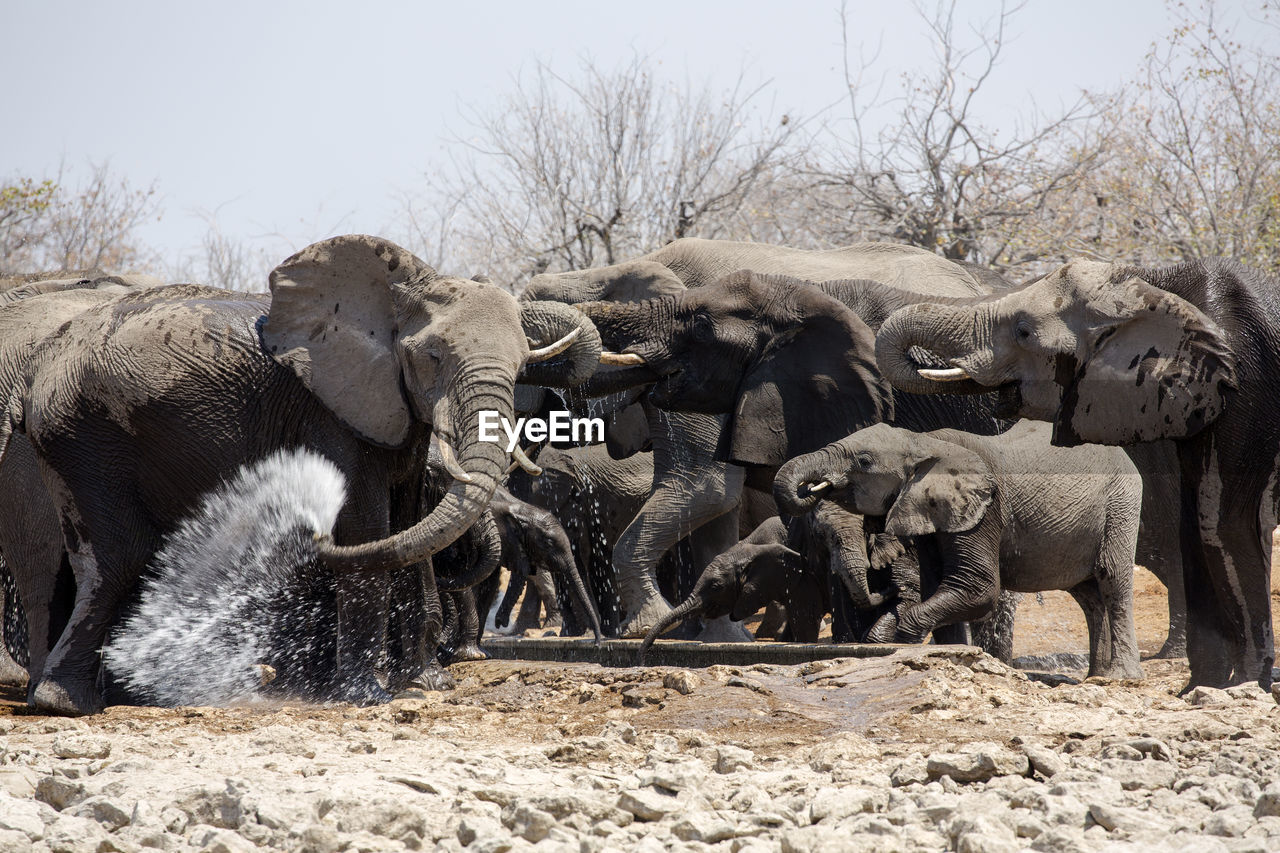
top-left (1, 566), bottom-right (1279, 853)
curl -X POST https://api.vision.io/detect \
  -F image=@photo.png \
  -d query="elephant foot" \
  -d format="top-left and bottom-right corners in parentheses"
top-left (32, 677), bottom-right (101, 716)
top-left (619, 595), bottom-right (675, 639)
top-left (1152, 634), bottom-right (1187, 659)
top-left (409, 662), bottom-right (457, 692)
top-left (695, 615), bottom-right (753, 644)
top-left (1090, 660), bottom-right (1144, 681)
top-left (0, 652), bottom-right (28, 688)
top-left (444, 643), bottom-right (490, 664)
top-left (333, 672), bottom-right (394, 707)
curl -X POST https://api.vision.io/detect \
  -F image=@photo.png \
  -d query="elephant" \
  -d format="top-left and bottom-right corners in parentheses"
top-left (775, 419), bottom-right (1145, 680)
top-left (526, 241), bottom-right (1006, 638)
top-left (486, 485), bottom-right (602, 638)
top-left (571, 266), bottom-right (1009, 637)
top-left (0, 235), bottom-right (600, 714)
top-left (874, 258), bottom-right (1271, 688)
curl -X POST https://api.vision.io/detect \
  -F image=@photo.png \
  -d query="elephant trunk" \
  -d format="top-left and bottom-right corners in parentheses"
top-left (815, 505), bottom-right (887, 610)
top-left (436, 511), bottom-right (502, 591)
top-left (773, 446), bottom-right (843, 517)
top-left (516, 301), bottom-right (604, 389)
top-left (549, 543), bottom-right (603, 642)
top-left (875, 302), bottom-right (996, 395)
top-left (638, 596), bottom-right (701, 665)
top-left (318, 378), bottom-right (511, 574)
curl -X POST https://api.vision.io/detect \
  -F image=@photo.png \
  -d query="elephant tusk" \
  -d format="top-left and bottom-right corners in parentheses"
top-left (526, 327), bottom-right (582, 363)
top-left (437, 437), bottom-right (475, 484)
top-left (807, 481), bottom-right (831, 494)
top-left (511, 445), bottom-right (543, 476)
top-left (600, 351), bottom-right (646, 366)
top-left (917, 366), bottom-right (970, 381)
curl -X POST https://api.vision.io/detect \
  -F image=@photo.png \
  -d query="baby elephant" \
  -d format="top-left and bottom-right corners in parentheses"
top-left (775, 420), bottom-right (1143, 679)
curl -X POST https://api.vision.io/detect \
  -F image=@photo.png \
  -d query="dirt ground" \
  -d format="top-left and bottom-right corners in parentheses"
top-left (1, 565), bottom-right (1279, 852)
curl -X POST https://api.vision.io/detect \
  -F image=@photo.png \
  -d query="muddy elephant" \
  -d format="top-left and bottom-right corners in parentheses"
top-left (776, 420), bottom-right (1145, 679)
top-left (875, 258), bottom-right (1271, 689)
top-left (0, 235), bottom-right (600, 714)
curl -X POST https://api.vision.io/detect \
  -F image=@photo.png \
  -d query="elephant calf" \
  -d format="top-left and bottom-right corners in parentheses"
top-left (776, 420), bottom-right (1144, 680)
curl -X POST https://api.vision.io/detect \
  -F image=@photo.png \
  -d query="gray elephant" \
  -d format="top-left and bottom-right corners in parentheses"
top-left (526, 240), bottom-right (1005, 637)
top-left (874, 258), bottom-right (1271, 689)
top-left (0, 235), bottom-right (600, 714)
top-left (776, 420), bottom-right (1144, 679)
top-left (486, 485), bottom-right (602, 638)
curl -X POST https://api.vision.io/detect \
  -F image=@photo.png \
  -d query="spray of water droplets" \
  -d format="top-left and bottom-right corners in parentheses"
top-left (102, 448), bottom-right (347, 707)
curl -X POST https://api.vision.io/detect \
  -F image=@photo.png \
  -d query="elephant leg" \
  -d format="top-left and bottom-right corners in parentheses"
top-left (530, 570), bottom-right (562, 628)
top-left (897, 577), bottom-right (997, 647)
top-left (693, 511), bottom-right (753, 644)
top-left (495, 570), bottom-right (525, 631)
top-left (1178, 444), bottom-right (1273, 689)
top-left (1092, 507), bottom-right (1143, 680)
top-left (1129, 440), bottom-right (1186, 658)
top-left (445, 589), bottom-right (488, 663)
top-left (408, 563), bottom-right (454, 692)
top-left (0, 564), bottom-right (27, 686)
top-left (755, 602), bottom-right (787, 639)
top-left (615, 419), bottom-right (745, 637)
top-left (1067, 579), bottom-right (1110, 677)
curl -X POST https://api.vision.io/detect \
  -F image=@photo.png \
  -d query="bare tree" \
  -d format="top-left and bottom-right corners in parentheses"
top-left (0, 161), bottom-right (160, 275)
top-left (804, 0), bottom-right (1110, 274)
top-left (402, 54), bottom-right (804, 288)
top-left (1072, 0), bottom-right (1280, 272)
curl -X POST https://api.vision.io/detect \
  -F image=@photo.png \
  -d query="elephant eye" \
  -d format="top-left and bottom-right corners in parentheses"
top-left (1014, 320), bottom-right (1034, 345)
top-left (855, 452), bottom-right (873, 470)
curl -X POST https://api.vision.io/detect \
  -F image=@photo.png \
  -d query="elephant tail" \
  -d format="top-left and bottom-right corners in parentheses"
top-left (637, 596), bottom-right (700, 665)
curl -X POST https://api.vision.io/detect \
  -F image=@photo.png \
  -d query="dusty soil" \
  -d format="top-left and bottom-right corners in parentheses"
top-left (1, 569), bottom-right (1279, 852)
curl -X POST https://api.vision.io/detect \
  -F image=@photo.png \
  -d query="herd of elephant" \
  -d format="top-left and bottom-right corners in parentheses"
top-left (0, 232), bottom-right (1272, 717)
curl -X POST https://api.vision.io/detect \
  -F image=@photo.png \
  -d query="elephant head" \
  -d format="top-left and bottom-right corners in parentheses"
top-left (875, 260), bottom-right (1236, 446)
top-left (260, 235), bottom-right (601, 572)
top-left (638, 516), bottom-right (799, 662)
top-left (578, 271), bottom-right (892, 467)
top-left (774, 423), bottom-right (996, 608)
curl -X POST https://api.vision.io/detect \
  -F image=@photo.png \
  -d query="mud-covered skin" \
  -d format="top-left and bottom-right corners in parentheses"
top-left (777, 421), bottom-right (1145, 679)
top-left (877, 258), bottom-right (1278, 689)
top-left (0, 236), bottom-right (601, 715)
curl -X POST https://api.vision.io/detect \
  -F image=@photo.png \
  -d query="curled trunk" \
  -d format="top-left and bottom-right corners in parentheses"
top-left (875, 302), bottom-right (995, 395)
top-left (318, 383), bottom-right (511, 574)
top-left (773, 447), bottom-right (842, 517)
top-left (436, 511), bottom-right (502, 591)
top-left (516, 301), bottom-right (603, 388)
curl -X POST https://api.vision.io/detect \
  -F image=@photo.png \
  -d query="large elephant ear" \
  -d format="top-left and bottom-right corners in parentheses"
top-left (262, 234), bottom-right (435, 448)
top-left (1054, 273), bottom-right (1236, 446)
top-left (885, 449), bottom-right (995, 537)
top-left (728, 283), bottom-right (892, 467)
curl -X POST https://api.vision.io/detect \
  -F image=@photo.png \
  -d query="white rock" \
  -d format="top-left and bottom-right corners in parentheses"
top-left (51, 734), bottom-right (111, 761)
top-left (0, 792), bottom-right (45, 839)
top-left (617, 788), bottom-right (681, 821)
top-left (714, 745), bottom-right (754, 773)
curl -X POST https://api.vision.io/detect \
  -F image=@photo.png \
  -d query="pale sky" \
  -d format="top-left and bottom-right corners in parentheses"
top-left (2, 0), bottom-right (1242, 275)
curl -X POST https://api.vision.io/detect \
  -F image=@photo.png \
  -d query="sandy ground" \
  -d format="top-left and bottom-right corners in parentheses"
top-left (1, 565), bottom-right (1279, 852)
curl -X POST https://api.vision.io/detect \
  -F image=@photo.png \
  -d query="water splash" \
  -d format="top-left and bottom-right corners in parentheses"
top-left (102, 448), bottom-right (347, 707)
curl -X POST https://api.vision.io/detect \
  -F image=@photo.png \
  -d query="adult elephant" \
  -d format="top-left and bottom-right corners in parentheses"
top-left (0, 235), bottom-right (600, 714)
top-left (875, 258), bottom-right (1268, 689)
top-left (525, 239), bottom-right (999, 636)
top-left (574, 269), bottom-right (1008, 636)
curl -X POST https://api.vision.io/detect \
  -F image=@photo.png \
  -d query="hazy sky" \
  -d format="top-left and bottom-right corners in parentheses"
top-left (2, 0), bottom-right (1243, 274)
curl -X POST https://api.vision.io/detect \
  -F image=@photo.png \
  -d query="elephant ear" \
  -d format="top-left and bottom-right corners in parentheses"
top-left (885, 450), bottom-right (995, 537)
top-left (262, 234), bottom-right (434, 448)
top-left (728, 282), bottom-right (892, 467)
top-left (1054, 273), bottom-right (1236, 446)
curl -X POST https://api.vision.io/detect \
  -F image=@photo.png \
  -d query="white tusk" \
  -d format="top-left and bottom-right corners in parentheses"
top-left (437, 437), bottom-right (474, 484)
top-left (600, 351), bottom-right (646, 366)
top-left (526, 327), bottom-right (582, 363)
top-left (917, 366), bottom-right (970, 381)
top-left (808, 481), bottom-right (831, 494)
top-left (511, 445), bottom-right (543, 476)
